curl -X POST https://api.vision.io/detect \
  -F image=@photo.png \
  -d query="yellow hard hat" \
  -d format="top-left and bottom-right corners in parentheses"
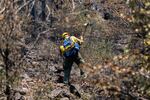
top-left (62, 32), bottom-right (69, 38)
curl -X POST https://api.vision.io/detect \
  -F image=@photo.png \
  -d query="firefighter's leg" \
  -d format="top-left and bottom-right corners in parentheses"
top-left (74, 52), bottom-right (85, 76)
top-left (75, 52), bottom-right (94, 77)
top-left (63, 58), bottom-right (73, 85)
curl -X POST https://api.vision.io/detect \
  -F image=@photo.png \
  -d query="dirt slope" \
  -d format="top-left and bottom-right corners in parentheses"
top-left (1, 0), bottom-right (149, 100)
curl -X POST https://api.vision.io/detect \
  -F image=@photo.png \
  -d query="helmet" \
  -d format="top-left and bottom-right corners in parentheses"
top-left (62, 32), bottom-right (69, 38)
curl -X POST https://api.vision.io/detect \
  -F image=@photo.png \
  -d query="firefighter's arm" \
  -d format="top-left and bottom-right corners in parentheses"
top-left (64, 43), bottom-right (75, 51)
top-left (71, 36), bottom-right (84, 45)
top-left (75, 36), bottom-right (84, 45)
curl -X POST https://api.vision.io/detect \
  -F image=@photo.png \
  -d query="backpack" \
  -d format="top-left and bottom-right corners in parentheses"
top-left (63, 37), bottom-right (80, 58)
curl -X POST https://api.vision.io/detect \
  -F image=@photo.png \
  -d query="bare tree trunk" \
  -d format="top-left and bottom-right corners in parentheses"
top-left (41, 0), bottom-right (46, 21)
top-left (71, 0), bottom-right (75, 11)
top-left (30, 0), bottom-right (36, 20)
top-left (0, 46), bottom-right (11, 100)
top-left (5, 47), bottom-right (11, 100)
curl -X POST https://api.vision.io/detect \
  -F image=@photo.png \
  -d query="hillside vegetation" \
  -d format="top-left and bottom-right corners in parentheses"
top-left (0, 0), bottom-right (149, 99)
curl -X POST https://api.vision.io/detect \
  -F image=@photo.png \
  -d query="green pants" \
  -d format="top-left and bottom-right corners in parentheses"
top-left (63, 52), bottom-right (85, 84)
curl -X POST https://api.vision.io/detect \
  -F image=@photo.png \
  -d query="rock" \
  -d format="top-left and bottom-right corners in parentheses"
top-left (20, 73), bottom-right (32, 81)
top-left (49, 86), bottom-right (72, 99)
top-left (15, 92), bottom-right (22, 100)
top-left (25, 96), bottom-right (34, 100)
top-left (14, 88), bottom-right (27, 95)
top-left (49, 89), bottom-right (63, 98)
top-left (48, 65), bottom-right (57, 72)
top-left (69, 85), bottom-right (81, 98)
top-left (72, 84), bottom-right (81, 92)
top-left (0, 60), bottom-right (4, 71)
top-left (0, 97), bottom-right (6, 100)
top-left (20, 96), bottom-right (26, 100)
top-left (26, 68), bottom-right (37, 77)
top-left (0, 66), bottom-right (3, 70)
top-left (60, 97), bottom-right (69, 100)
top-left (21, 88), bottom-right (29, 95)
